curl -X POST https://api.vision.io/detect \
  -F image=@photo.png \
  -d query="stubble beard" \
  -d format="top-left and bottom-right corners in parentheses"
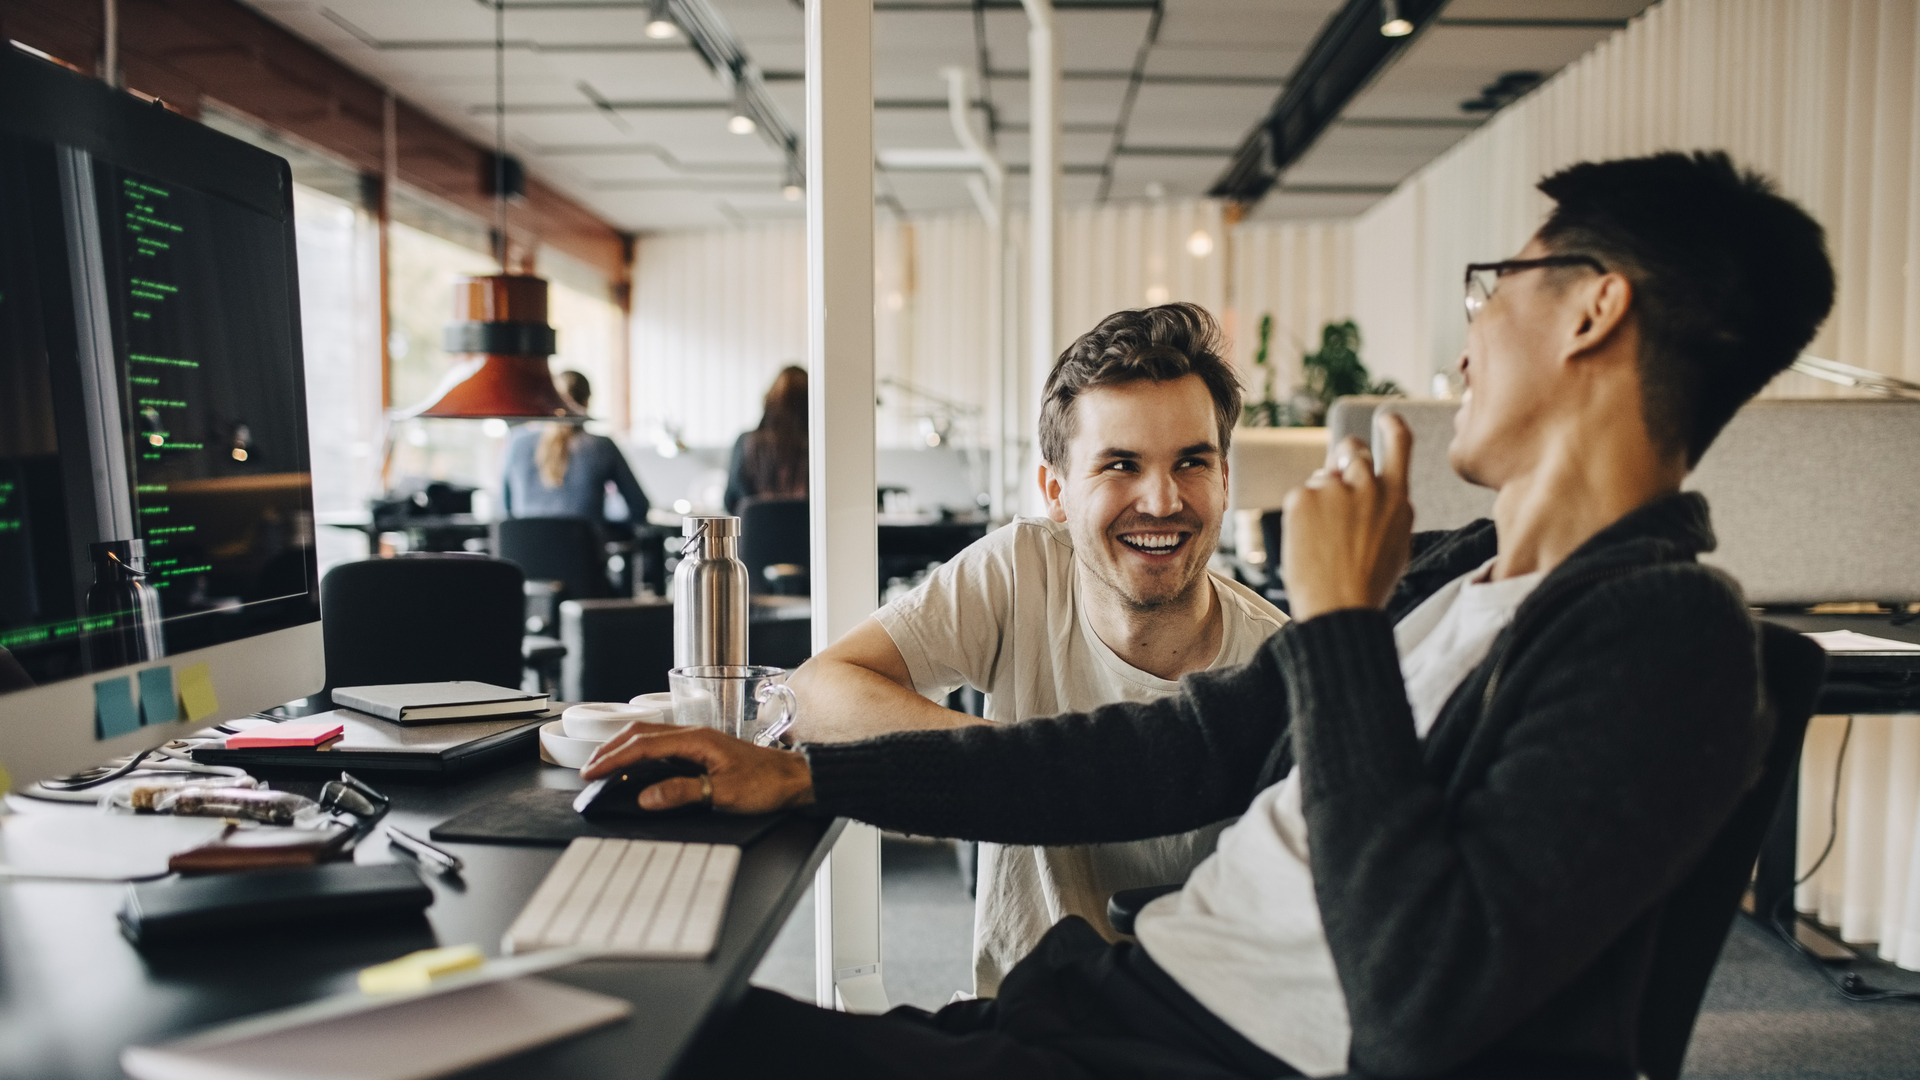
top-left (1087, 528), bottom-right (1215, 615)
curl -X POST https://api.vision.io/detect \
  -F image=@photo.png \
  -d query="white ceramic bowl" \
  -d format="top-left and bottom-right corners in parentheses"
top-left (562, 702), bottom-right (662, 742)
top-left (539, 719), bottom-right (606, 770)
top-left (627, 692), bottom-right (677, 725)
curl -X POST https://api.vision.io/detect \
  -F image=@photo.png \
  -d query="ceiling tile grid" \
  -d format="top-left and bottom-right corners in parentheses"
top-left (244, 1), bottom-right (1654, 233)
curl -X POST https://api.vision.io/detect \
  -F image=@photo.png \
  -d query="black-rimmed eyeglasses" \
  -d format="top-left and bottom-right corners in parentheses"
top-left (1463, 255), bottom-right (1606, 322)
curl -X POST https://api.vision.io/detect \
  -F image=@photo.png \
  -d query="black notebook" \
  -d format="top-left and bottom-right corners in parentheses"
top-left (118, 863), bottom-right (434, 947)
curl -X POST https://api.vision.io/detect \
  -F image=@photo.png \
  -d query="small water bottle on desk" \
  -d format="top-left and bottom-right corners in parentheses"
top-left (672, 515), bottom-right (748, 668)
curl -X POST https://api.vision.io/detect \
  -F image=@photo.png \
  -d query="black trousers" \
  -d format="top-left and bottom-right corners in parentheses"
top-left (682, 918), bottom-right (1301, 1080)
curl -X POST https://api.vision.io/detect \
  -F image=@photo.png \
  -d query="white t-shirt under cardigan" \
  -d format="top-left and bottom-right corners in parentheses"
top-left (1134, 558), bottom-right (1544, 1076)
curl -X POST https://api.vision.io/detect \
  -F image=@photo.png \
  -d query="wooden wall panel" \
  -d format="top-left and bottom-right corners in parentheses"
top-left (0, 0), bottom-right (627, 281)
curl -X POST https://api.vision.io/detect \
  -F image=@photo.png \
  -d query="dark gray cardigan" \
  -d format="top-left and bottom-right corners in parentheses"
top-left (803, 493), bottom-right (1768, 1078)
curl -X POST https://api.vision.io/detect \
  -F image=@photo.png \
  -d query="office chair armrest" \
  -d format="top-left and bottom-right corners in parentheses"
top-left (1107, 883), bottom-right (1181, 936)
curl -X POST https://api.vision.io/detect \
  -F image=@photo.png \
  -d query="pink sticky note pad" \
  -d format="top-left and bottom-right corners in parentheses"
top-left (224, 722), bottom-right (345, 749)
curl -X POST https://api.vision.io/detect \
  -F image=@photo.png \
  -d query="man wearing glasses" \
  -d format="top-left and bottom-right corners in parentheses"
top-left (589, 151), bottom-right (1836, 1079)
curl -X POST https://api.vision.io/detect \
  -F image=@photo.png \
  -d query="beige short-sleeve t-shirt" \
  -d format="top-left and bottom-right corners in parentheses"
top-left (874, 516), bottom-right (1288, 995)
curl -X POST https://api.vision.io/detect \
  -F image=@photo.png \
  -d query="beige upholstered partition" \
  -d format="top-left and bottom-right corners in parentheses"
top-left (1685, 400), bottom-right (1920, 607)
top-left (1328, 397), bottom-right (1494, 533)
top-left (1225, 427), bottom-right (1330, 512)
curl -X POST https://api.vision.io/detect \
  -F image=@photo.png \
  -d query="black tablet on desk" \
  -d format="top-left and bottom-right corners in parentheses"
top-left (195, 706), bottom-right (558, 778)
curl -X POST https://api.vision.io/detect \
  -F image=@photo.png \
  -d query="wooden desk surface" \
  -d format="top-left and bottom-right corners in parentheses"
top-left (0, 759), bottom-right (840, 1080)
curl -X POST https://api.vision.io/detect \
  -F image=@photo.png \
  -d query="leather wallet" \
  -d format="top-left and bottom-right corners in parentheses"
top-left (118, 862), bottom-right (433, 947)
top-left (167, 823), bottom-right (355, 874)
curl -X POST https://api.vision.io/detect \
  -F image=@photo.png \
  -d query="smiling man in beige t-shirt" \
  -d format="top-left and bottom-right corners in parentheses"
top-left (788, 303), bottom-right (1286, 995)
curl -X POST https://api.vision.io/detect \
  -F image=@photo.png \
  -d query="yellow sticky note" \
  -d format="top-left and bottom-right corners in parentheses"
top-left (176, 662), bottom-right (219, 722)
top-left (358, 944), bottom-right (485, 994)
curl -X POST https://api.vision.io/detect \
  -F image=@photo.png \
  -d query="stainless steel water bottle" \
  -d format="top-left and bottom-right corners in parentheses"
top-left (672, 515), bottom-right (748, 667)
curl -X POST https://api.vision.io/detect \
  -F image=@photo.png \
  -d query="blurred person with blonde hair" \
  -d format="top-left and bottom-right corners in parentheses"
top-left (501, 370), bottom-right (651, 531)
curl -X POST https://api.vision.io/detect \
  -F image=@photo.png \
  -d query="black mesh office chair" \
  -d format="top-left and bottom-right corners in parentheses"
top-left (1107, 622), bottom-right (1826, 1080)
top-left (739, 497), bottom-right (810, 595)
top-left (318, 553), bottom-right (526, 700)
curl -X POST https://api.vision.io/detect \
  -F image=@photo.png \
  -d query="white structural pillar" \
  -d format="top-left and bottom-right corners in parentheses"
top-left (806, 0), bottom-right (887, 1015)
top-left (941, 67), bottom-right (1012, 522)
top-left (1021, 0), bottom-right (1058, 512)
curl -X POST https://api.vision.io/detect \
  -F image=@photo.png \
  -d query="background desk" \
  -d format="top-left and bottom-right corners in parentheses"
top-left (0, 760), bottom-right (841, 1080)
top-left (1752, 613), bottom-right (1920, 965)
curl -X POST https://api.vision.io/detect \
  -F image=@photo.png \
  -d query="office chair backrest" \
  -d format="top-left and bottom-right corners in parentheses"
top-left (1329, 396), bottom-right (1495, 532)
top-left (558, 598), bottom-right (674, 703)
top-left (1632, 622), bottom-right (1825, 1080)
top-left (1684, 399), bottom-right (1920, 606)
top-left (494, 516), bottom-right (610, 602)
top-left (319, 553), bottom-right (525, 696)
top-left (738, 497), bottom-right (810, 590)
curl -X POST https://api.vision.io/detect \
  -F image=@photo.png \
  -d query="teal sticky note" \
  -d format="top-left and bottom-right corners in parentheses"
top-left (94, 676), bottom-right (139, 740)
top-left (138, 667), bottom-right (178, 727)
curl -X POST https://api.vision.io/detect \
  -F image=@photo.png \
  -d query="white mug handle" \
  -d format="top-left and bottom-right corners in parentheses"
top-left (754, 682), bottom-right (798, 747)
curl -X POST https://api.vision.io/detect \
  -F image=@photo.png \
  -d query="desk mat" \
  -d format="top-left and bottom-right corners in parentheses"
top-left (429, 788), bottom-right (787, 848)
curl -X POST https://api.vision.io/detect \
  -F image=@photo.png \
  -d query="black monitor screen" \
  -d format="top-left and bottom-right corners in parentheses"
top-left (0, 110), bottom-right (316, 694)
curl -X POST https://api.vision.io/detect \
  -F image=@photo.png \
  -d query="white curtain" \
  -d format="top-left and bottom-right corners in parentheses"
top-left (628, 203), bottom-right (1350, 454)
top-left (1233, 220), bottom-right (1355, 397)
top-left (629, 225), bottom-right (810, 449)
top-left (1350, 0), bottom-right (1920, 398)
top-left (1796, 714), bottom-right (1920, 970)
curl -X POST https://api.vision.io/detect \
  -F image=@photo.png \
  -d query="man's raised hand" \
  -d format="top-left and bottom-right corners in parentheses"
top-left (581, 721), bottom-right (816, 814)
top-left (1280, 412), bottom-right (1415, 621)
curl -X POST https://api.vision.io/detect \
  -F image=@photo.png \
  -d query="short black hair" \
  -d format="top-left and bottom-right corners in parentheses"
top-left (1039, 303), bottom-right (1242, 466)
top-left (1536, 151), bottom-right (1835, 465)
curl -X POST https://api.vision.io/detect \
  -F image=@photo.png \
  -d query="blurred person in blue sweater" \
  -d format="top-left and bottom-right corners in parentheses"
top-left (501, 370), bottom-right (650, 531)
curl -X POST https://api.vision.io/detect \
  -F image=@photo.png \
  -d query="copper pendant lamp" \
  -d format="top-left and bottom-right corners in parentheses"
top-left (397, 273), bottom-right (586, 420)
top-left (392, 0), bottom-right (585, 423)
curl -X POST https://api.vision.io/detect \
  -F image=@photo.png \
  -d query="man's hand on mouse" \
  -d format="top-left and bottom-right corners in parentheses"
top-left (582, 721), bottom-right (816, 814)
top-left (1282, 413), bottom-right (1415, 622)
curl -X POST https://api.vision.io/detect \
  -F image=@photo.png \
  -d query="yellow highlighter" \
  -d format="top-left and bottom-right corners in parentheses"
top-left (357, 944), bottom-right (485, 995)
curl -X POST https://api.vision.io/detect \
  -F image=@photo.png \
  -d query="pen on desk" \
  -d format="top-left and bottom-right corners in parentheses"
top-left (387, 825), bottom-right (465, 874)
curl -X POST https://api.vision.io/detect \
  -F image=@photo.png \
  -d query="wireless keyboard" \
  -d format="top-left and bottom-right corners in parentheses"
top-left (502, 837), bottom-right (738, 959)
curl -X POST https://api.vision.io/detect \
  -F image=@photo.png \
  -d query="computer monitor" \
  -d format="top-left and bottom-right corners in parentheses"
top-left (0, 51), bottom-right (323, 789)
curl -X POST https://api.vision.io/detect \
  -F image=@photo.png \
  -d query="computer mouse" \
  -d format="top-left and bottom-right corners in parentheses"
top-left (573, 757), bottom-right (708, 819)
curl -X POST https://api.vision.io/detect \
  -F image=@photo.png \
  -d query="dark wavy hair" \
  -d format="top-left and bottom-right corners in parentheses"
top-left (1535, 151), bottom-right (1834, 465)
top-left (1038, 303), bottom-right (1242, 467)
top-left (745, 365), bottom-right (807, 499)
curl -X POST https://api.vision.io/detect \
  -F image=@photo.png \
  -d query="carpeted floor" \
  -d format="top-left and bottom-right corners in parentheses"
top-left (752, 838), bottom-right (1920, 1076)
top-left (1683, 916), bottom-right (1920, 1079)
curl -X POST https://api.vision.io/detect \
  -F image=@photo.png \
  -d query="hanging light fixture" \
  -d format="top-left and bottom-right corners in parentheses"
top-left (727, 73), bottom-right (757, 135)
top-left (393, 0), bottom-right (585, 423)
top-left (644, 0), bottom-right (678, 39)
top-left (1380, 0), bottom-right (1414, 37)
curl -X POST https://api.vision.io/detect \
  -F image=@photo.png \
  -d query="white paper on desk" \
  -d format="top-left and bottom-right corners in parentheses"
top-left (1805, 630), bottom-right (1920, 653)
top-left (0, 813), bottom-right (227, 881)
top-left (121, 974), bottom-right (629, 1080)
